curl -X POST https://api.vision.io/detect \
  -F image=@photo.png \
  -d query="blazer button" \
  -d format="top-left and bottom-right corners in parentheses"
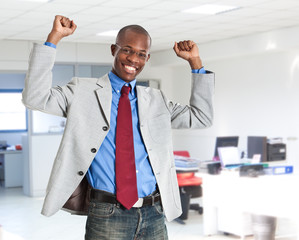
top-left (91, 148), bottom-right (97, 153)
top-left (102, 126), bottom-right (108, 131)
top-left (78, 171), bottom-right (84, 176)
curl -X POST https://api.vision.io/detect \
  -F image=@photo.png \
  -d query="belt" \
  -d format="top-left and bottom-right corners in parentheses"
top-left (90, 189), bottom-right (161, 208)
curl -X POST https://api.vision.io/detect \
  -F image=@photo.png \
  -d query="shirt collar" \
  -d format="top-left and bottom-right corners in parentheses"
top-left (108, 71), bottom-right (136, 95)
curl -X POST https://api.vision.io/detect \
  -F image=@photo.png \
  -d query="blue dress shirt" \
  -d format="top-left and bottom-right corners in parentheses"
top-left (192, 68), bottom-right (206, 74)
top-left (44, 42), bottom-right (57, 49)
top-left (86, 72), bottom-right (157, 197)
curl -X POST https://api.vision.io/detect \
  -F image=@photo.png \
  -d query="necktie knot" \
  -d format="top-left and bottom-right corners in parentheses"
top-left (121, 85), bottom-right (130, 96)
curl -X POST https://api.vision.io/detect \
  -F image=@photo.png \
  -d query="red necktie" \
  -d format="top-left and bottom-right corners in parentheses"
top-left (115, 85), bottom-right (138, 209)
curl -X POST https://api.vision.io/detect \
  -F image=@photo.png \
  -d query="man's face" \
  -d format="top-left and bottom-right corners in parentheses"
top-left (111, 30), bottom-right (151, 82)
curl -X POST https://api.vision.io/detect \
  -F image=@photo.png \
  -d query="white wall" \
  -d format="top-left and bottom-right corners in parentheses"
top-left (0, 40), bottom-right (113, 71)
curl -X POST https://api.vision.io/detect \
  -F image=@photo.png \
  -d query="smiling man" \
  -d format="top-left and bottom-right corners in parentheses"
top-left (111, 25), bottom-right (151, 82)
top-left (22, 15), bottom-right (215, 240)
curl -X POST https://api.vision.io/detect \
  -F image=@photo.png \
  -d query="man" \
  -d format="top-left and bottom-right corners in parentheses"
top-left (22, 15), bottom-right (214, 239)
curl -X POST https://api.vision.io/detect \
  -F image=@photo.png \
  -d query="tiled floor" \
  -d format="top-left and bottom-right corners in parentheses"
top-left (0, 187), bottom-right (297, 240)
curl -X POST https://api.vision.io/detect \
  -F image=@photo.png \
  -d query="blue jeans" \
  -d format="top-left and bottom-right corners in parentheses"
top-left (85, 199), bottom-right (168, 240)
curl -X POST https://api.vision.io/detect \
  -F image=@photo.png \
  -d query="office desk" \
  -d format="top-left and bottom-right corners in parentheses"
top-left (198, 172), bottom-right (299, 238)
top-left (0, 150), bottom-right (23, 187)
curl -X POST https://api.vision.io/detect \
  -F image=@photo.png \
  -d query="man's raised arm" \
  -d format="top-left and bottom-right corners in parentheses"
top-left (163, 40), bottom-right (214, 129)
top-left (22, 15), bottom-right (77, 116)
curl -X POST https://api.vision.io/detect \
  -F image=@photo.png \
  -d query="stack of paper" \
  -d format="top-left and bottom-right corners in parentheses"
top-left (174, 155), bottom-right (200, 171)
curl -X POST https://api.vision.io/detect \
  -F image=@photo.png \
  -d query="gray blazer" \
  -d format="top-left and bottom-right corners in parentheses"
top-left (22, 43), bottom-right (215, 222)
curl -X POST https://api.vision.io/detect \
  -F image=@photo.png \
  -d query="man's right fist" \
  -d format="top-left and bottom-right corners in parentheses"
top-left (46, 15), bottom-right (77, 45)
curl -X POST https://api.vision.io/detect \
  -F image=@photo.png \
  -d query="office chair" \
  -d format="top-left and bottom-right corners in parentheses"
top-left (174, 151), bottom-right (203, 224)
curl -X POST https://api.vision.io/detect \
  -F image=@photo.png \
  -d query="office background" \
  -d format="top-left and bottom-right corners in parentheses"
top-left (1, 21), bottom-right (299, 170)
top-left (0, 0), bottom-right (299, 239)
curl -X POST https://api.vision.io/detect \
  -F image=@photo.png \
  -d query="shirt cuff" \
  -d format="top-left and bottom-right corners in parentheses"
top-left (192, 67), bottom-right (206, 74)
top-left (44, 42), bottom-right (57, 49)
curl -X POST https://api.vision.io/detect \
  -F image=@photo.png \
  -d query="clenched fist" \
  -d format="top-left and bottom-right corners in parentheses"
top-left (46, 15), bottom-right (77, 45)
top-left (173, 40), bottom-right (203, 70)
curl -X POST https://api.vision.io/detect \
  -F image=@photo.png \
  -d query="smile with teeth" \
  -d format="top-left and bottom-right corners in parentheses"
top-left (124, 64), bottom-right (137, 73)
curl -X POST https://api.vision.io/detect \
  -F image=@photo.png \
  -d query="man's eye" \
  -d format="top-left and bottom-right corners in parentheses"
top-left (122, 48), bottom-right (131, 54)
top-left (138, 53), bottom-right (147, 59)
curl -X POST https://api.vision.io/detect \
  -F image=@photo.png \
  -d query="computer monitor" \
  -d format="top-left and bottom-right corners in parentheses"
top-left (247, 136), bottom-right (267, 162)
top-left (213, 136), bottom-right (239, 159)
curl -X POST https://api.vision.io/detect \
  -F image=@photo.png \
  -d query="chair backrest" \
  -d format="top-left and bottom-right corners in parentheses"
top-left (173, 151), bottom-right (190, 158)
top-left (0, 140), bottom-right (7, 150)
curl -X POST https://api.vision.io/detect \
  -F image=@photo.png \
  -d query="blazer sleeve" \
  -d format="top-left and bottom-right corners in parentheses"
top-left (22, 43), bottom-right (77, 117)
top-left (162, 71), bottom-right (215, 129)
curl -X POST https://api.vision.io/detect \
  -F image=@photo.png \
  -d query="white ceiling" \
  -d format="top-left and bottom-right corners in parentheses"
top-left (1, 0), bottom-right (299, 52)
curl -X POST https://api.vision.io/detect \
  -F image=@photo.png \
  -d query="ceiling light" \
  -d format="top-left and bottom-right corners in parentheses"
top-left (266, 42), bottom-right (277, 51)
top-left (96, 30), bottom-right (119, 37)
top-left (182, 4), bottom-right (240, 15)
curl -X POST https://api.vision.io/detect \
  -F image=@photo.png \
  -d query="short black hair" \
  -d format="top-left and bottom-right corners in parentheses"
top-left (116, 25), bottom-right (152, 47)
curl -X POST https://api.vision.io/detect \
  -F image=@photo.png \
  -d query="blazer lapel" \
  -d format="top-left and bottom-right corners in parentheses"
top-left (95, 74), bottom-right (112, 126)
top-left (136, 86), bottom-right (151, 124)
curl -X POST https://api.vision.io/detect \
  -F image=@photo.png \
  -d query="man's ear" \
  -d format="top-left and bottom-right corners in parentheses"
top-left (111, 44), bottom-right (116, 56)
top-left (146, 54), bottom-right (151, 62)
